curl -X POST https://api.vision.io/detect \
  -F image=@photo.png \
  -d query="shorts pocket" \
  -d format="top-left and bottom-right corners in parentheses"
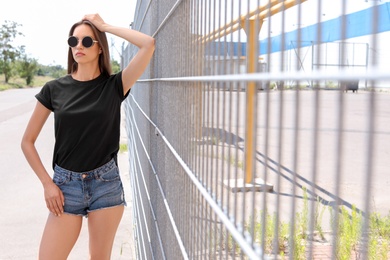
top-left (53, 172), bottom-right (71, 186)
top-left (98, 167), bottom-right (120, 182)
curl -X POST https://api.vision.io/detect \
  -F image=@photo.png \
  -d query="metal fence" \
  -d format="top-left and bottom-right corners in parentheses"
top-left (121, 1), bottom-right (390, 259)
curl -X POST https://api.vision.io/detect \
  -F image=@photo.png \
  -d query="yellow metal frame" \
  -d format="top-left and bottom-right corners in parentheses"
top-left (201, 0), bottom-right (307, 44)
top-left (241, 18), bottom-right (262, 183)
top-left (201, 0), bottom-right (307, 184)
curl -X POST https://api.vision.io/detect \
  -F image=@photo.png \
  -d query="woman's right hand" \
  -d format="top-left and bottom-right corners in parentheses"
top-left (21, 102), bottom-right (63, 215)
top-left (83, 13), bottom-right (107, 32)
top-left (43, 181), bottom-right (65, 217)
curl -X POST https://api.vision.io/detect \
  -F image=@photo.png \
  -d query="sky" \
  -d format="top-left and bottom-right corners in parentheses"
top-left (1, 0), bottom-right (386, 68)
top-left (0, 0), bottom-right (136, 68)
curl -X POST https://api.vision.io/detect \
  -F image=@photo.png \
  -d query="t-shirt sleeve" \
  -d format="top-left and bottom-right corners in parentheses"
top-left (35, 83), bottom-right (54, 111)
top-left (113, 71), bottom-right (130, 101)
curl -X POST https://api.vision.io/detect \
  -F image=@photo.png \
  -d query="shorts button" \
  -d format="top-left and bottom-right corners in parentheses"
top-left (82, 174), bottom-right (87, 179)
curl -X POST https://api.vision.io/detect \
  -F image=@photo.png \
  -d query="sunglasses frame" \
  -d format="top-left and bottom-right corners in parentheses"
top-left (68, 36), bottom-right (98, 48)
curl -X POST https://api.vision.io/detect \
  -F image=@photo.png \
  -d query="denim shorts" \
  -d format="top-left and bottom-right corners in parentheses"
top-left (53, 159), bottom-right (126, 217)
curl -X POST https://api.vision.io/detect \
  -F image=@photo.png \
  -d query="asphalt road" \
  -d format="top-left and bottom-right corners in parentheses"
top-left (0, 88), bottom-right (135, 259)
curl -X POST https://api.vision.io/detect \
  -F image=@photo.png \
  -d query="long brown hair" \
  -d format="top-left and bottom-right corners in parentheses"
top-left (67, 20), bottom-right (112, 76)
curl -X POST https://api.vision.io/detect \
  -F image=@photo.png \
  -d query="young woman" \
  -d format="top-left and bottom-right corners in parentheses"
top-left (21, 14), bottom-right (155, 259)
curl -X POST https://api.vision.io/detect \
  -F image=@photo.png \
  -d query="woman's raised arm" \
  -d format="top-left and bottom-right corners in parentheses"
top-left (84, 14), bottom-right (155, 94)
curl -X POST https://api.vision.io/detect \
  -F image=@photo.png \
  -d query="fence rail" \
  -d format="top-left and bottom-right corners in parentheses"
top-left (122, 1), bottom-right (390, 259)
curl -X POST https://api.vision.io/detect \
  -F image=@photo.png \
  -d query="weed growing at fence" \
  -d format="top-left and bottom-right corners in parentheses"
top-left (226, 230), bottom-right (241, 256)
top-left (368, 212), bottom-right (390, 259)
top-left (237, 190), bottom-right (390, 259)
top-left (246, 209), bottom-right (293, 257)
top-left (334, 205), bottom-right (362, 259)
top-left (330, 205), bottom-right (390, 259)
top-left (297, 187), bottom-right (309, 240)
top-left (211, 185), bottom-right (389, 259)
top-left (119, 143), bottom-right (128, 153)
top-left (314, 196), bottom-right (326, 241)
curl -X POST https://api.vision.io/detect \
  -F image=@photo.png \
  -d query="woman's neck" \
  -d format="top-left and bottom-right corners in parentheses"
top-left (72, 65), bottom-right (101, 81)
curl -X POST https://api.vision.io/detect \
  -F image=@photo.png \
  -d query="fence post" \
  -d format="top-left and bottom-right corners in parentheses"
top-left (241, 18), bottom-right (262, 185)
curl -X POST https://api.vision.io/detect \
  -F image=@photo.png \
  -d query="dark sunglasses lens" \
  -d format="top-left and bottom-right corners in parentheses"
top-left (68, 36), bottom-right (78, 47)
top-left (82, 36), bottom-right (94, 48)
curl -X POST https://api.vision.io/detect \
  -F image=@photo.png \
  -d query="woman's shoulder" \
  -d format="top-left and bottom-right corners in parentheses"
top-left (44, 74), bottom-right (73, 88)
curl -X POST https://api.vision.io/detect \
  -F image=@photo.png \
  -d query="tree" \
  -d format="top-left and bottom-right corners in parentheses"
top-left (17, 51), bottom-right (38, 86)
top-left (37, 64), bottom-right (66, 78)
top-left (111, 59), bottom-right (120, 73)
top-left (0, 20), bottom-right (23, 83)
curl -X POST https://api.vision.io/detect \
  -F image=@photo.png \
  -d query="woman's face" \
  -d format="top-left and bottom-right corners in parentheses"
top-left (69, 24), bottom-right (101, 65)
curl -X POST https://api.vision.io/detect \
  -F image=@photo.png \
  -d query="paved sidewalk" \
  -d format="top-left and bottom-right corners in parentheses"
top-left (0, 88), bottom-right (136, 259)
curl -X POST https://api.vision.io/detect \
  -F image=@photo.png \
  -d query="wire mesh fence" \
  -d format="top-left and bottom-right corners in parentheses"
top-left (122, 1), bottom-right (390, 259)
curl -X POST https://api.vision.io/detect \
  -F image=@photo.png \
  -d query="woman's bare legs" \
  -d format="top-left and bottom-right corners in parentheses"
top-left (39, 213), bottom-right (83, 260)
top-left (38, 206), bottom-right (123, 259)
top-left (88, 206), bottom-right (124, 260)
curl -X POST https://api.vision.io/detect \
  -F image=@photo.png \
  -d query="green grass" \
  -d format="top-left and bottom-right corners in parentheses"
top-left (0, 74), bottom-right (53, 91)
top-left (119, 143), bottom-right (128, 153)
top-left (239, 189), bottom-right (390, 259)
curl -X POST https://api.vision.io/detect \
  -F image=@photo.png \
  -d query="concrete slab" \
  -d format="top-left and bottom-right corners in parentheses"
top-left (223, 178), bottom-right (274, 192)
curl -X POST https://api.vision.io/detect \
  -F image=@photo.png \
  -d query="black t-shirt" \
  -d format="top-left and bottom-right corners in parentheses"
top-left (36, 72), bottom-right (129, 172)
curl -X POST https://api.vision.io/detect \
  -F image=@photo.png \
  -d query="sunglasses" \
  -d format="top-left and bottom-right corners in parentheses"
top-left (68, 36), bottom-right (98, 48)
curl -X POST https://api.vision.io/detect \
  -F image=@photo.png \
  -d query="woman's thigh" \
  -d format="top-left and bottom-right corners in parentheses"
top-left (88, 206), bottom-right (124, 259)
top-left (39, 213), bottom-right (83, 260)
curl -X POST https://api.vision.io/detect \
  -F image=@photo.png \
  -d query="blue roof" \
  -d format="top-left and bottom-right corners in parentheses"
top-left (205, 3), bottom-right (390, 56)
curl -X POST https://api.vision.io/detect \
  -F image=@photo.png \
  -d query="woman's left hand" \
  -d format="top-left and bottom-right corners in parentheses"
top-left (83, 14), bottom-right (107, 32)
